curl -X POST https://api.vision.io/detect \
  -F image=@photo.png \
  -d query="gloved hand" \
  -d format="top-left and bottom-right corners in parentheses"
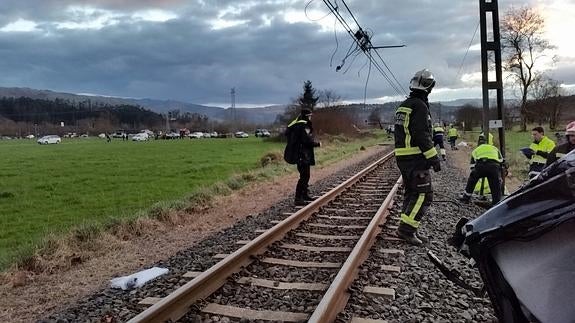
top-left (428, 156), bottom-right (441, 172)
top-left (535, 150), bottom-right (546, 157)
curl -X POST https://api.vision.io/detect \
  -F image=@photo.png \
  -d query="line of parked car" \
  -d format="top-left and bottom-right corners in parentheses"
top-left (18, 128), bottom-right (273, 145)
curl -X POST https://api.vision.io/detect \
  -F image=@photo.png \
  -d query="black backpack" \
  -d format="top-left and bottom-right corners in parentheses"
top-left (283, 127), bottom-right (298, 164)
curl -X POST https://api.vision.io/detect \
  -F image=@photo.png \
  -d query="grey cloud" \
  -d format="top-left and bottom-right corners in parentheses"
top-left (0, 0), bottom-right (571, 105)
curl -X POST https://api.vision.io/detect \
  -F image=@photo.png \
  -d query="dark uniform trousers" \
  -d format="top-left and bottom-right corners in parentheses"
top-left (296, 163), bottom-right (311, 198)
top-left (397, 158), bottom-right (433, 234)
top-left (465, 161), bottom-right (502, 204)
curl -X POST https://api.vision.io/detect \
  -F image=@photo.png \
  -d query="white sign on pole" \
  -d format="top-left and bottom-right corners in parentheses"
top-left (489, 120), bottom-right (503, 129)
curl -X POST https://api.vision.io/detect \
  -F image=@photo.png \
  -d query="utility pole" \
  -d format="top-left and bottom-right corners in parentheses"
top-left (480, 0), bottom-right (506, 195)
top-left (479, 0), bottom-right (505, 157)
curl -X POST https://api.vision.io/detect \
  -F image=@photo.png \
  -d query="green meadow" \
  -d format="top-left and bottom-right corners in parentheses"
top-left (0, 134), bottom-right (387, 269)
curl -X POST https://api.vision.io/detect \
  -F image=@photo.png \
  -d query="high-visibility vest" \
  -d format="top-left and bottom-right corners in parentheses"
top-left (448, 128), bottom-right (458, 137)
top-left (472, 144), bottom-right (503, 162)
top-left (433, 127), bottom-right (445, 134)
top-left (529, 136), bottom-right (555, 165)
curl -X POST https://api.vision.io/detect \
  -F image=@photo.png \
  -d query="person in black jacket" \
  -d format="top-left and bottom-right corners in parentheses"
top-left (394, 69), bottom-right (442, 246)
top-left (546, 121), bottom-right (575, 166)
top-left (284, 108), bottom-right (321, 205)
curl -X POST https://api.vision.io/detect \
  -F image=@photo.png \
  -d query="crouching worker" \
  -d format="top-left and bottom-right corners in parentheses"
top-left (283, 108), bottom-right (321, 206)
top-left (459, 135), bottom-right (504, 205)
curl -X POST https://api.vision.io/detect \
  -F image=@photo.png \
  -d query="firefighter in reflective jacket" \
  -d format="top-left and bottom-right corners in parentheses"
top-left (394, 69), bottom-right (441, 246)
top-left (448, 125), bottom-right (458, 150)
top-left (528, 126), bottom-right (555, 178)
top-left (459, 135), bottom-right (504, 205)
top-left (546, 121), bottom-right (575, 166)
top-left (432, 123), bottom-right (446, 160)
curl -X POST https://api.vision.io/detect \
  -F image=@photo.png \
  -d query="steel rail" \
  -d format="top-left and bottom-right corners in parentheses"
top-left (309, 176), bottom-right (402, 322)
top-left (127, 150), bottom-right (395, 323)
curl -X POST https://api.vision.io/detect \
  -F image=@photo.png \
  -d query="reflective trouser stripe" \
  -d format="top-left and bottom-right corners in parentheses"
top-left (557, 153), bottom-right (566, 158)
top-left (401, 193), bottom-right (425, 228)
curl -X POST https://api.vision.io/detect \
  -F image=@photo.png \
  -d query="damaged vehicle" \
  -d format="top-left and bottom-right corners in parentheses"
top-left (431, 150), bottom-right (575, 323)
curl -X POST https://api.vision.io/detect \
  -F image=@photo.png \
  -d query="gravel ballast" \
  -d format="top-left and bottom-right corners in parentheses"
top-left (41, 150), bottom-right (497, 323)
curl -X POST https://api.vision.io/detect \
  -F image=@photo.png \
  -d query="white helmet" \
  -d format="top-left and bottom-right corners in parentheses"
top-left (410, 69), bottom-right (436, 92)
top-left (566, 121), bottom-right (575, 136)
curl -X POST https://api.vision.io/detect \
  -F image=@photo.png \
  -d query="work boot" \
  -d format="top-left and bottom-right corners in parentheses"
top-left (458, 192), bottom-right (471, 203)
top-left (294, 187), bottom-right (307, 206)
top-left (303, 189), bottom-right (315, 202)
top-left (397, 229), bottom-right (423, 246)
top-left (415, 231), bottom-right (429, 243)
top-left (442, 155), bottom-right (446, 161)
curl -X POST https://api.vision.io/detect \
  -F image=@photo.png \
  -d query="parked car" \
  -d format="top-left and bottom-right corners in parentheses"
top-left (164, 132), bottom-right (180, 139)
top-left (140, 129), bottom-right (155, 138)
top-left (203, 132), bottom-right (211, 138)
top-left (234, 131), bottom-right (249, 138)
top-left (98, 133), bottom-right (106, 139)
top-left (189, 132), bottom-right (203, 139)
top-left (37, 135), bottom-right (61, 144)
top-left (25, 134), bottom-right (35, 139)
top-left (210, 131), bottom-right (218, 137)
top-left (255, 129), bottom-right (271, 137)
top-left (112, 131), bottom-right (125, 138)
top-left (132, 133), bottom-right (149, 141)
top-left (80, 134), bottom-right (88, 138)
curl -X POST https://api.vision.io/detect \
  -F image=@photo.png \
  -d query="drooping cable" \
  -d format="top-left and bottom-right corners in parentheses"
top-left (321, 0), bottom-right (407, 97)
top-left (455, 21), bottom-right (480, 83)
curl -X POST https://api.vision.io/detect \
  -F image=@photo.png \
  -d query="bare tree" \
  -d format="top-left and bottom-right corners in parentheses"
top-left (501, 6), bottom-right (555, 131)
top-left (531, 76), bottom-right (564, 130)
top-left (317, 89), bottom-right (342, 109)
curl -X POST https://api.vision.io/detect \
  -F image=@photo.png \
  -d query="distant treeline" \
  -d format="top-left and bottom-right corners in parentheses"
top-left (0, 96), bottom-right (163, 125)
top-left (0, 97), bottom-right (212, 136)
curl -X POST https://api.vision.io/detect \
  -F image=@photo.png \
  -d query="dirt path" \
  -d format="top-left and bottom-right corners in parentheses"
top-left (0, 145), bottom-right (388, 323)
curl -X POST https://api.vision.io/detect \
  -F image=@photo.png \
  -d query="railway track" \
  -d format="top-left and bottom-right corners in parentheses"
top-left (128, 151), bottom-right (404, 322)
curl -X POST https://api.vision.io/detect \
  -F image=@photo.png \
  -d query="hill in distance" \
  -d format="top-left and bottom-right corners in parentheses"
top-left (0, 87), bottom-right (286, 124)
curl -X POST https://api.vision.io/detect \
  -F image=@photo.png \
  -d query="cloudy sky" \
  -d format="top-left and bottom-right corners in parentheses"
top-left (0, 0), bottom-right (573, 107)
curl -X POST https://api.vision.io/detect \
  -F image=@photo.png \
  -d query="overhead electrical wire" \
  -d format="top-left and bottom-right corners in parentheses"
top-left (319, 0), bottom-right (408, 97)
top-left (455, 21), bottom-right (480, 83)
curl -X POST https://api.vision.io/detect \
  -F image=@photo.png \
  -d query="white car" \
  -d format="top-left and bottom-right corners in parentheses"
top-left (37, 135), bottom-right (61, 144)
top-left (234, 131), bottom-right (249, 138)
top-left (189, 132), bottom-right (203, 139)
top-left (26, 134), bottom-right (35, 139)
top-left (132, 133), bottom-right (149, 141)
top-left (98, 133), bottom-right (106, 139)
top-left (210, 131), bottom-right (218, 137)
top-left (203, 132), bottom-right (211, 138)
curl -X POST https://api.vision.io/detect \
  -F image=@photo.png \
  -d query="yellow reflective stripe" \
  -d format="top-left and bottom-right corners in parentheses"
top-left (423, 148), bottom-right (438, 159)
top-left (288, 119), bottom-right (307, 128)
top-left (557, 153), bottom-right (566, 158)
top-left (397, 107), bottom-right (412, 114)
top-left (395, 147), bottom-right (422, 156)
top-left (531, 155), bottom-right (546, 164)
top-left (404, 111), bottom-right (411, 148)
top-left (400, 193), bottom-right (425, 228)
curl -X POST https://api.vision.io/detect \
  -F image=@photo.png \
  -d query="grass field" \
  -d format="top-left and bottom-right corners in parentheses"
top-left (0, 134), bottom-right (387, 269)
